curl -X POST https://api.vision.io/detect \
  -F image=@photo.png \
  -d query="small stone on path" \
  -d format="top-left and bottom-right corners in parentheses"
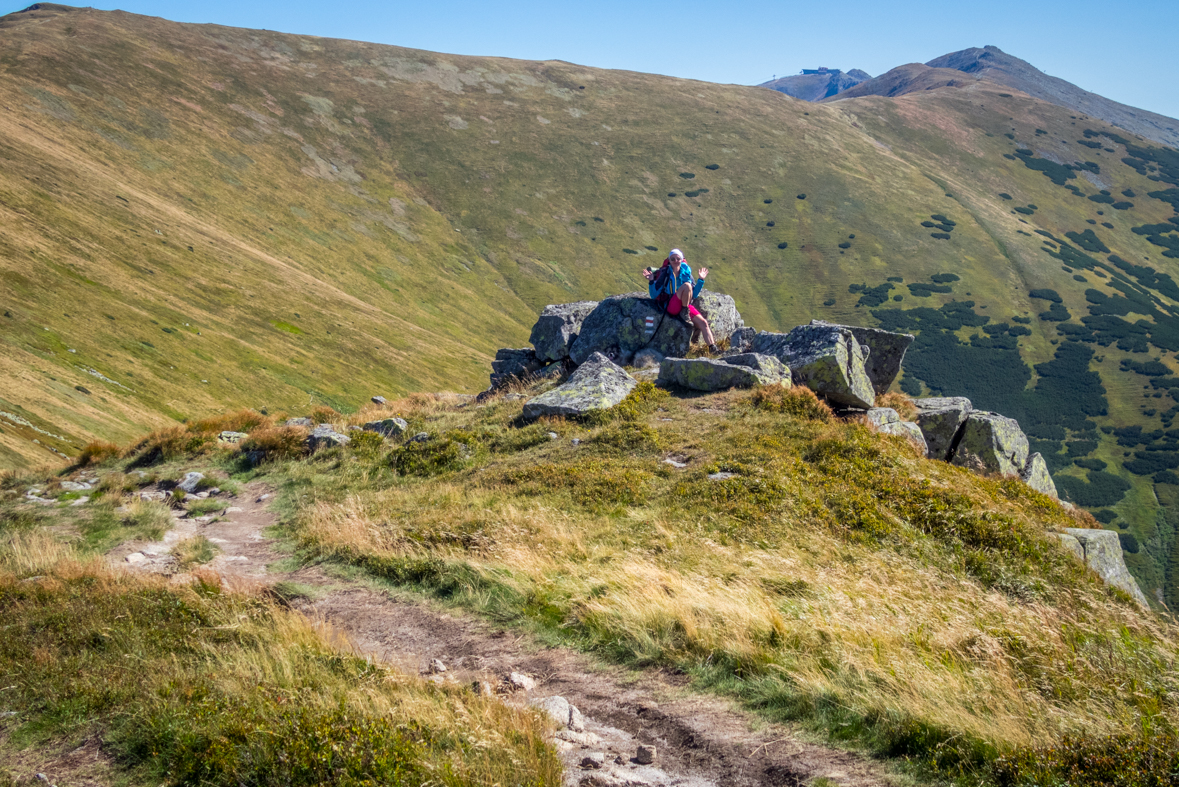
top-left (372, 395), bottom-right (387, 405)
top-left (580, 753), bottom-right (606, 769)
top-left (125, 553), bottom-right (146, 564)
top-left (635, 744), bottom-right (656, 765)
top-left (506, 671), bottom-right (537, 691)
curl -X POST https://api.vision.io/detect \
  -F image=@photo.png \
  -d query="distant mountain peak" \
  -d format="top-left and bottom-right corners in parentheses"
top-left (759, 68), bottom-right (872, 102)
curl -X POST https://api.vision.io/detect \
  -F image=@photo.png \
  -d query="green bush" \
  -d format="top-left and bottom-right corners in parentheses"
top-left (993, 733), bottom-right (1179, 787)
top-left (392, 433), bottom-right (475, 477)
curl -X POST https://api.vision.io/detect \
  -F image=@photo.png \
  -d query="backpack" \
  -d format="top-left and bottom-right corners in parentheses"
top-left (651, 263), bottom-right (682, 312)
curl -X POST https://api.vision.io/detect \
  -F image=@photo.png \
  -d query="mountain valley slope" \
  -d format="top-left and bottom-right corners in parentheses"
top-left (4, 5), bottom-right (1179, 604)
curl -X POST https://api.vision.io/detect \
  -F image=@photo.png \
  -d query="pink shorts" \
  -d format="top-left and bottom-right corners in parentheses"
top-left (666, 299), bottom-right (700, 318)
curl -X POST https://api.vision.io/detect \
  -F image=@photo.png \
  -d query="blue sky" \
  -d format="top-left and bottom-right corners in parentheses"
top-left (6, 0), bottom-right (1177, 119)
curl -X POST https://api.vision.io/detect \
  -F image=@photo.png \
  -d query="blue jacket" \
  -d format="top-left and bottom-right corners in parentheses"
top-left (649, 259), bottom-right (703, 301)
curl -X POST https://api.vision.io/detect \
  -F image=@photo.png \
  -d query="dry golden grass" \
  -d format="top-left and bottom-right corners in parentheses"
top-left (876, 391), bottom-right (919, 421)
top-left (282, 383), bottom-right (1177, 769)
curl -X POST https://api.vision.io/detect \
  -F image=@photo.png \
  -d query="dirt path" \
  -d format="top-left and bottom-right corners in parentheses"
top-left (109, 480), bottom-right (897, 787)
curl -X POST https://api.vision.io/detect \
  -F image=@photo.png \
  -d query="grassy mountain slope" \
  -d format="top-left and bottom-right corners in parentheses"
top-left (4, 6), bottom-right (1179, 602)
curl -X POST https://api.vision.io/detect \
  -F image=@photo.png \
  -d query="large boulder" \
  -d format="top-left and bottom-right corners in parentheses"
top-left (949, 411), bottom-right (1029, 477)
top-left (865, 408), bottom-right (927, 454)
top-left (529, 301), bottom-right (598, 362)
top-left (728, 326), bottom-right (756, 353)
top-left (658, 354), bottom-right (789, 391)
top-left (1021, 452), bottom-right (1058, 498)
top-left (692, 292), bottom-right (743, 345)
top-left (809, 320), bottom-right (914, 395)
top-left (1063, 528), bottom-right (1149, 606)
top-left (569, 293), bottom-right (743, 366)
top-left (522, 352), bottom-right (637, 420)
top-left (364, 418), bottom-right (409, 438)
top-left (751, 325), bottom-right (874, 409)
top-left (914, 397), bottom-right (973, 461)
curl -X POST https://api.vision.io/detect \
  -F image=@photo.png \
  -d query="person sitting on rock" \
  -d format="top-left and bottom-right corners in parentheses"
top-left (644, 248), bottom-right (719, 354)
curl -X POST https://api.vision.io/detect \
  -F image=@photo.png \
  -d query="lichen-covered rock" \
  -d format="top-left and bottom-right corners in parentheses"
top-left (305, 425), bottom-right (351, 451)
top-left (522, 352), bottom-right (637, 420)
top-left (950, 411), bottom-right (1028, 476)
top-left (914, 397), bottom-right (972, 460)
top-left (363, 417), bottom-right (409, 438)
top-left (692, 292), bottom-right (743, 344)
top-left (529, 301), bottom-right (598, 362)
top-left (1021, 452), bottom-right (1058, 498)
top-left (1064, 528), bottom-right (1149, 606)
top-left (569, 293), bottom-right (743, 366)
top-left (284, 417), bottom-right (313, 428)
top-left (723, 353), bottom-right (792, 383)
top-left (658, 354), bottom-right (788, 391)
top-left (751, 325), bottom-right (874, 408)
top-left (865, 408), bottom-right (927, 453)
top-left (809, 320), bottom-right (915, 395)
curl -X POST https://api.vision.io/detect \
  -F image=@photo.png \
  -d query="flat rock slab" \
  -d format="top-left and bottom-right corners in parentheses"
top-left (950, 411), bottom-right (1028, 477)
top-left (1021, 452), bottom-right (1058, 498)
top-left (751, 325), bottom-right (874, 409)
top-left (657, 354), bottom-right (788, 391)
top-left (522, 352), bottom-right (637, 419)
top-left (809, 320), bottom-right (914, 395)
top-left (914, 397), bottom-right (973, 461)
top-left (530, 301), bottom-right (599, 362)
top-left (1064, 528), bottom-right (1148, 606)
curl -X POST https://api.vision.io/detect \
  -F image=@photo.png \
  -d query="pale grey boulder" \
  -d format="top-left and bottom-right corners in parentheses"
top-left (363, 418), bottom-right (409, 438)
top-left (950, 412), bottom-right (1029, 477)
top-left (692, 292), bottom-right (744, 344)
top-left (284, 417), bottom-right (313, 427)
top-left (865, 408), bottom-right (927, 454)
top-left (751, 325), bottom-right (875, 409)
top-left (218, 430), bottom-right (248, 443)
top-left (724, 353), bottom-right (793, 383)
top-left (305, 425), bottom-right (351, 451)
top-left (914, 397), bottom-right (973, 461)
top-left (1056, 532), bottom-right (1085, 562)
top-left (529, 301), bottom-right (598, 362)
top-left (1021, 452), bottom-right (1058, 498)
top-left (810, 320), bottom-right (914, 395)
top-left (658, 354), bottom-right (789, 391)
top-left (1063, 528), bottom-right (1149, 606)
top-left (522, 352), bottom-right (637, 420)
top-left (177, 472), bottom-right (204, 493)
top-left (569, 293), bottom-right (743, 366)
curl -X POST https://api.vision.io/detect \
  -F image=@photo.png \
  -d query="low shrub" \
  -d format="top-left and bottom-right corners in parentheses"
top-left (876, 392), bottom-right (918, 420)
top-left (747, 386), bottom-right (833, 422)
top-left (349, 430), bottom-right (385, 457)
top-left (187, 409), bottom-right (271, 435)
top-left (392, 433), bottom-right (473, 477)
top-left (239, 427), bottom-right (308, 463)
top-left (308, 405), bottom-right (339, 425)
top-left (75, 440), bottom-right (120, 467)
top-left (127, 428), bottom-right (214, 467)
top-left (172, 535), bottom-right (219, 568)
top-left (993, 733), bottom-right (1179, 787)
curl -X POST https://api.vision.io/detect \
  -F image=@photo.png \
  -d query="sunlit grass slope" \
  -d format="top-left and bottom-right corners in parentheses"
top-left (0, 532), bottom-right (559, 786)
top-left (12, 382), bottom-right (1168, 783)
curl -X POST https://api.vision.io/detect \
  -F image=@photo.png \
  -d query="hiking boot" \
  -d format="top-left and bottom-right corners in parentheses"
top-left (708, 343), bottom-right (720, 355)
top-left (676, 310), bottom-right (693, 325)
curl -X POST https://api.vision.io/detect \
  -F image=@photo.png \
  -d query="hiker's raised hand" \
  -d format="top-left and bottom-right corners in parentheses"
top-left (698, 267), bottom-right (709, 279)
top-left (642, 268), bottom-right (654, 281)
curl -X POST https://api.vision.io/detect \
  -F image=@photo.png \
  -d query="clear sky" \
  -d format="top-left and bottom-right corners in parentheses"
top-left (5, 0), bottom-right (1177, 120)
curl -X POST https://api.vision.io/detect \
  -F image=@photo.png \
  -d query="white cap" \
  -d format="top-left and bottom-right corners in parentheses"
top-left (669, 248), bottom-right (683, 259)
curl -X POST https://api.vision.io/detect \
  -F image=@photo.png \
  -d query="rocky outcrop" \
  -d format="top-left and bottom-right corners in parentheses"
top-left (489, 348), bottom-right (540, 389)
top-left (1061, 528), bottom-right (1149, 606)
top-left (950, 411), bottom-right (1029, 477)
top-left (810, 320), bottom-right (914, 395)
top-left (569, 293), bottom-right (743, 366)
top-left (865, 408), bottom-right (927, 453)
top-left (751, 325), bottom-right (874, 409)
top-left (529, 301), bottom-right (598, 362)
top-left (728, 326), bottom-right (756, 353)
top-left (522, 352), bottom-right (637, 420)
top-left (658, 354), bottom-right (789, 391)
top-left (1021, 452), bottom-right (1058, 498)
top-left (914, 397), bottom-right (973, 461)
